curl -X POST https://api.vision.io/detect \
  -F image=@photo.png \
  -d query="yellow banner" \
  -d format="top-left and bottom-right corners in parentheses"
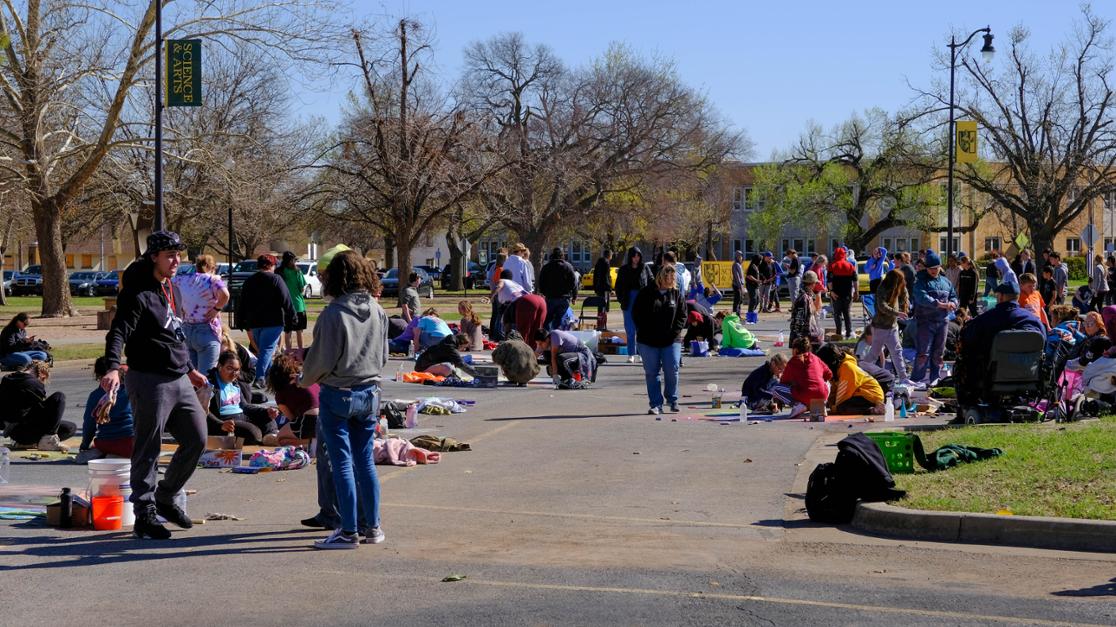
top-left (701, 261), bottom-right (737, 289)
top-left (956, 120), bottom-right (977, 163)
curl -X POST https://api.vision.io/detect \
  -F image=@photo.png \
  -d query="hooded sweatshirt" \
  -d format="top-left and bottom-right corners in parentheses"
top-left (614, 247), bottom-right (654, 310)
top-left (913, 269), bottom-right (958, 324)
top-left (993, 257), bottom-right (1019, 292)
top-left (833, 354), bottom-right (885, 410)
top-left (301, 290), bottom-right (388, 389)
top-left (827, 248), bottom-right (857, 298)
top-left (104, 258), bottom-right (192, 376)
top-left (865, 247), bottom-right (889, 281)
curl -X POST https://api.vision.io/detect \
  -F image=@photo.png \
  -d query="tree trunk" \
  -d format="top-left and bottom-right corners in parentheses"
top-left (383, 234), bottom-right (395, 271)
top-left (445, 232), bottom-right (465, 291)
top-left (33, 199), bottom-right (75, 317)
top-left (395, 229), bottom-right (414, 306)
top-left (520, 226), bottom-right (552, 275)
top-left (1030, 224), bottom-right (1056, 261)
top-left (704, 221), bottom-right (715, 260)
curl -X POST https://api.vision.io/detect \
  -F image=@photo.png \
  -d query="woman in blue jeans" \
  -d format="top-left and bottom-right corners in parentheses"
top-left (300, 250), bottom-right (388, 549)
top-left (614, 246), bottom-right (653, 363)
top-left (0, 313), bottom-right (49, 370)
top-left (632, 265), bottom-right (687, 414)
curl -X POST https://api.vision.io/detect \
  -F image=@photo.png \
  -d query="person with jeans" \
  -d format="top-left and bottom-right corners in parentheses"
top-left (614, 247), bottom-right (653, 363)
top-left (203, 351), bottom-right (281, 445)
top-left (864, 270), bottom-right (911, 384)
top-left (865, 246), bottom-right (889, 295)
top-left (236, 254), bottom-right (295, 386)
top-left (538, 247), bottom-right (578, 331)
top-left (0, 313), bottom-right (49, 370)
top-left (172, 255), bottom-right (229, 373)
top-left (102, 230), bottom-right (208, 540)
top-left (301, 250), bottom-right (388, 549)
top-left (0, 361), bottom-right (73, 451)
top-left (781, 250), bottom-right (801, 308)
top-left (911, 251), bottom-right (958, 386)
top-left (632, 265), bottom-right (687, 415)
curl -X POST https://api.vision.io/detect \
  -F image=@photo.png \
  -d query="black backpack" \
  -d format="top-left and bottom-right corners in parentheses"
top-left (806, 434), bottom-right (907, 524)
top-left (805, 462), bottom-right (857, 523)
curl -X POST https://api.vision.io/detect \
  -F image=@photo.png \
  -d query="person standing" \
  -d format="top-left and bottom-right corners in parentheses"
top-left (1018, 250), bottom-right (1037, 277)
top-left (745, 254), bottom-right (762, 317)
top-left (277, 251), bottom-right (309, 352)
top-left (731, 250), bottom-right (746, 316)
top-left (614, 247), bottom-right (654, 363)
top-left (101, 231), bottom-right (208, 540)
top-left (957, 256), bottom-right (979, 316)
top-left (865, 247), bottom-right (889, 295)
top-left (910, 251), bottom-right (958, 386)
top-left (538, 247), bottom-right (579, 331)
top-left (1049, 251), bottom-right (1069, 305)
top-left (632, 265), bottom-right (687, 415)
top-left (899, 252), bottom-right (917, 304)
top-left (1091, 254), bottom-right (1109, 313)
top-left (236, 254), bottom-right (296, 387)
top-left (502, 243), bottom-right (535, 293)
top-left (592, 249), bottom-right (614, 315)
top-left (789, 270), bottom-right (824, 346)
top-left (0, 313), bottom-right (49, 370)
top-left (782, 249), bottom-right (801, 307)
top-left (983, 251), bottom-right (1001, 296)
top-left (1107, 256), bottom-right (1116, 306)
top-left (487, 250), bottom-right (509, 341)
top-left (864, 270), bottom-right (910, 384)
top-left (400, 272), bottom-right (422, 322)
top-left (493, 271), bottom-right (548, 349)
top-left (173, 255), bottom-right (230, 374)
top-left (827, 247), bottom-right (857, 340)
top-left (301, 250), bottom-right (388, 549)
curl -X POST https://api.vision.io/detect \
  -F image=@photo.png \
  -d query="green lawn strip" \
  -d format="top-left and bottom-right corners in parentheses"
top-left (51, 343), bottom-right (106, 362)
top-left (894, 417), bottom-right (1116, 520)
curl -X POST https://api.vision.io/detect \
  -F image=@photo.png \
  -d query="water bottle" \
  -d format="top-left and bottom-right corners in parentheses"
top-left (775, 332), bottom-right (785, 347)
top-left (406, 342), bottom-right (415, 359)
top-left (899, 400), bottom-right (908, 419)
top-left (0, 445), bottom-right (9, 485)
top-left (395, 363), bottom-right (404, 382)
top-left (405, 403), bottom-right (418, 429)
top-left (739, 398), bottom-right (748, 422)
top-left (884, 394), bottom-right (895, 422)
top-left (59, 487), bottom-right (73, 528)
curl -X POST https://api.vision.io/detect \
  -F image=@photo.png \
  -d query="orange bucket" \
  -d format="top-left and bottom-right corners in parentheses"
top-left (92, 495), bottom-right (124, 530)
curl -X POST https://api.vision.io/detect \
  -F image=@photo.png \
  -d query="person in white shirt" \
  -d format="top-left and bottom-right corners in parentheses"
top-left (502, 243), bottom-right (535, 293)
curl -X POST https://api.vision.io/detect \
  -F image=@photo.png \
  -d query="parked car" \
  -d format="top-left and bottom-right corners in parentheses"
top-left (476, 261), bottom-right (498, 290)
top-left (95, 272), bottom-right (121, 296)
top-left (380, 267), bottom-right (434, 299)
top-left (415, 264), bottom-right (442, 282)
top-left (440, 261), bottom-right (483, 290)
top-left (225, 260), bottom-right (259, 311)
top-left (2, 270), bottom-right (13, 296)
top-left (69, 271), bottom-right (110, 297)
top-left (175, 265), bottom-right (196, 277)
top-left (10, 265), bottom-right (43, 296)
top-left (579, 266), bottom-right (619, 292)
top-left (296, 262), bottom-right (322, 299)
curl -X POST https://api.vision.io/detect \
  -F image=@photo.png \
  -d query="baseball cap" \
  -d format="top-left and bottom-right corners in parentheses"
top-left (143, 231), bottom-right (187, 257)
top-left (994, 282), bottom-right (1020, 296)
top-left (317, 244), bottom-right (351, 273)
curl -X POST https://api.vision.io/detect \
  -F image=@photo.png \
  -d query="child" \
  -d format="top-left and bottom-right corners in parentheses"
top-left (740, 353), bottom-right (791, 412)
top-left (854, 326), bottom-right (874, 363)
top-left (76, 357), bottom-right (135, 463)
top-left (457, 301), bottom-right (485, 351)
top-left (817, 344), bottom-right (885, 415)
top-left (779, 337), bottom-right (832, 418)
top-left (415, 334), bottom-right (478, 377)
top-left (267, 353), bottom-right (318, 445)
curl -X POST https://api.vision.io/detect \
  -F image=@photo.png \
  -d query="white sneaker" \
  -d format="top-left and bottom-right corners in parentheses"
top-left (787, 403), bottom-right (808, 419)
top-left (314, 529), bottom-right (360, 550)
top-left (36, 434), bottom-right (69, 453)
top-left (360, 527), bottom-right (386, 544)
top-left (627, 356), bottom-right (637, 364)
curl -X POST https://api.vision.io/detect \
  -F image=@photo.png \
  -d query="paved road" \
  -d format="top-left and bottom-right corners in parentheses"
top-left (4, 315), bottom-right (1115, 625)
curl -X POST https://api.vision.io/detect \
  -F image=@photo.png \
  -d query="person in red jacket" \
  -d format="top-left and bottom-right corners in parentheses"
top-left (826, 247), bottom-right (858, 340)
top-left (780, 336), bottom-right (833, 418)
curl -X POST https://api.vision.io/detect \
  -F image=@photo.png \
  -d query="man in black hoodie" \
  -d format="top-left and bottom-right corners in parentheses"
top-left (102, 231), bottom-right (208, 540)
top-left (236, 254), bottom-right (295, 387)
top-left (538, 247), bottom-right (579, 331)
top-left (592, 249), bottom-right (613, 315)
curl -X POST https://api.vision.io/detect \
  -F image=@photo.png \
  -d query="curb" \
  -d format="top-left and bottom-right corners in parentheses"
top-left (852, 501), bottom-right (1116, 553)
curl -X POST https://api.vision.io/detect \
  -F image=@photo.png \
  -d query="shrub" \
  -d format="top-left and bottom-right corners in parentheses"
top-left (1066, 255), bottom-right (1087, 281)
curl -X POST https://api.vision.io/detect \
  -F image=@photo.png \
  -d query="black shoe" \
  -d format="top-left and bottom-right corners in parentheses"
top-left (301, 516), bottom-right (330, 529)
top-left (155, 500), bottom-right (194, 529)
top-left (134, 510), bottom-right (172, 540)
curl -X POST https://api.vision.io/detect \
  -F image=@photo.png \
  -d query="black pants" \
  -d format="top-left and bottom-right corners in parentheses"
top-left (1091, 293), bottom-right (1107, 313)
top-left (746, 285), bottom-right (759, 314)
top-left (6, 392), bottom-right (74, 444)
top-left (490, 300), bottom-right (505, 341)
top-left (834, 396), bottom-right (877, 415)
top-left (869, 278), bottom-right (881, 296)
top-left (544, 297), bottom-right (571, 330)
top-left (732, 288), bottom-right (743, 315)
top-left (832, 296), bottom-right (853, 338)
top-left (208, 411), bottom-right (277, 445)
top-left (594, 290), bottom-right (610, 314)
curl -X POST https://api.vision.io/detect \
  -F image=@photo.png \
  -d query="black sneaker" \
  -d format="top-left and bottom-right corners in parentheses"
top-left (134, 509), bottom-right (172, 540)
top-left (155, 500), bottom-right (194, 529)
top-left (300, 516), bottom-right (331, 529)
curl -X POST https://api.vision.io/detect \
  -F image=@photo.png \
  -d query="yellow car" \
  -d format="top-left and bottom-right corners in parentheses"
top-left (580, 266), bottom-right (620, 291)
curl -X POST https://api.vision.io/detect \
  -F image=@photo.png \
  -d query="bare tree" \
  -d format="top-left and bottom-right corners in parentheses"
top-left (462, 34), bottom-right (745, 268)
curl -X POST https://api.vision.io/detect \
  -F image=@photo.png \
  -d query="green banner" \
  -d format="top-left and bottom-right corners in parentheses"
top-left (167, 39), bottom-right (201, 107)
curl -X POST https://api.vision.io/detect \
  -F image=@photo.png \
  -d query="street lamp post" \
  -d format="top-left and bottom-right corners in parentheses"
top-left (946, 26), bottom-right (995, 259)
top-left (153, 0), bottom-right (165, 232)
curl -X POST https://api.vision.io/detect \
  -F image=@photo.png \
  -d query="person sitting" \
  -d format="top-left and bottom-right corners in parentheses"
top-left (720, 311), bottom-right (756, 349)
top-left (75, 358), bottom-right (136, 463)
top-left (267, 353), bottom-right (318, 445)
top-left (534, 329), bottom-right (596, 388)
top-left (0, 313), bottom-right (50, 370)
top-left (205, 350), bottom-right (280, 446)
top-left (413, 308), bottom-right (452, 352)
top-left (1018, 273), bottom-right (1050, 329)
top-left (0, 360), bottom-right (73, 451)
top-left (854, 326), bottom-right (874, 363)
top-left (415, 334), bottom-right (478, 378)
top-left (1046, 304), bottom-right (1083, 360)
top-left (683, 310), bottom-right (718, 352)
top-left (779, 337), bottom-right (832, 418)
top-left (457, 301), bottom-right (485, 351)
top-left (956, 282), bottom-right (1044, 407)
top-left (740, 353), bottom-right (791, 412)
top-left (691, 282), bottom-right (723, 313)
top-left (220, 328), bottom-right (257, 386)
top-left (816, 344), bottom-right (885, 415)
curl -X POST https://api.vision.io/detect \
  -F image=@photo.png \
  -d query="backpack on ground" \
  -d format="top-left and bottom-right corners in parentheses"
top-left (805, 433), bottom-right (906, 524)
top-left (805, 462), bottom-right (857, 523)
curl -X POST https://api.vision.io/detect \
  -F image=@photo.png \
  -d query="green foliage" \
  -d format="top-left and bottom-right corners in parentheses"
top-left (1065, 255), bottom-right (1087, 281)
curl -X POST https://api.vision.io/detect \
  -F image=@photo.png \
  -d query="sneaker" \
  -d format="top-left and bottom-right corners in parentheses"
top-left (314, 529), bottom-right (360, 550)
top-left (787, 403), bottom-right (808, 419)
top-left (73, 448), bottom-right (106, 464)
top-left (360, 527), bottom-right (386, 544)
top-left (133, 509), bottom-right (172, 540)
top-left (261, 433), bottom-right (280, 447)
top-left (155, 500), bottom-right (194, 529)
top-left (668, 403), bottom-right (680, 413)
top-left (627, 356), bottom-right (637, 364)
top-left (300, 515), bottom-right (333, 529)
top-left (36, 434), bottom-right (68, 452)
top-left (647, 407), bottom-right (662, 415)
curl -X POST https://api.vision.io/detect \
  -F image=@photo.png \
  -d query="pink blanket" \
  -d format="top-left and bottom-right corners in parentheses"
top-left (373, 438), bottom-right (440, 467)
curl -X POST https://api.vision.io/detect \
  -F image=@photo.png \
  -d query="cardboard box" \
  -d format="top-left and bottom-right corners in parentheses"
top-left (206, 435), bottom-right (245, 451)
top-left (46, 498), bottom-right (92, 528)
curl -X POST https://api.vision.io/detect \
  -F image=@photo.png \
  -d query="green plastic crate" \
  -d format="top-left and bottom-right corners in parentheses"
top-left (865, 431), bottom-right (915, 474)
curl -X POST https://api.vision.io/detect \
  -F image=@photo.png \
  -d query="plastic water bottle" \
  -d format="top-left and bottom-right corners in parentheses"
top-left (775, 332), bottom-right (785, 347)
top-left (395, 363), bottom-right (404, 382)
top-left (405, 403), bottom-right (418, 429)
top-left (884, 394), bottom-right (895, 422)
top-left (0, 445), bottom-right (9, 485)
top-left (739, 398), bottom-right (748, 422)
top-left (899, 400), bottom-right (908, 419)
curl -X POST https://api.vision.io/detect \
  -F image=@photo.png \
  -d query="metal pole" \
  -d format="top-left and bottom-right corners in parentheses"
top-left (947, 35), bottom-right (956, 260)
top-left (154, 0), bottom-right (164, 232)
top-left (228, 199), bottom-right (234, 327)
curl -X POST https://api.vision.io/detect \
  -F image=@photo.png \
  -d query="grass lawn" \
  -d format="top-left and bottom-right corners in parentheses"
top-left (0, 296), bottom-right (106, 317)
top-left (51, 343), bottom-right (106, 362)
top-left (894, 417), bottom-right (1116, 520)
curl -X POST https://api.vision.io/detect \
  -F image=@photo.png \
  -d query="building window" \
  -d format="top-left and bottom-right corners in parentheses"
top-left (984, 237), bottom-right (1001, 252)
top-left (938, 236), bottom-right (960, 253)
top-left (882, 238), bottom-right (893, 252)
top-left (738, 187), bottom-right (763, 212)
top-left (1066, 238), bottom-right (1081, 254)
top-left (804, 239), bottom-right (816, 254)
top-left (744, 239), bottom-right (756, 255)
top-left (908, 237), bottom-right (921, 252)
top-left (731, 239), bottom-right (742, 255)
top-left (732, 188), bottom-right (745, 212)
top-left (830, 239), bottom-right (841, 253)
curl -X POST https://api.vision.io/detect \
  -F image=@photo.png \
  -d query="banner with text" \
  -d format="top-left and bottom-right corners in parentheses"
top-left (167, 39), bottom-right (201, 107)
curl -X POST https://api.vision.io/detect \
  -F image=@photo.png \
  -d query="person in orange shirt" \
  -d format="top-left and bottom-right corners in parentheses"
top-left (1018, 273), bottom-right (1050, 329)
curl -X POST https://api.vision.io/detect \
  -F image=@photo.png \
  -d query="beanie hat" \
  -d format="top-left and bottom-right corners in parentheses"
top-left (317, 244), bottom-right (351, 273)
top-left (925, 251), bottom-right (942, 268)
top-left (802, 270), bottom-right (818, 284)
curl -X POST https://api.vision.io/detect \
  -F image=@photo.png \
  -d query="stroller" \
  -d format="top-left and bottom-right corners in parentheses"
top-left (956, 330), bottom-right (1047, 424)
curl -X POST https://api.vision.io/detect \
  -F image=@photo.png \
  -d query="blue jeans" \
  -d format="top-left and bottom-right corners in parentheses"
top-left (637, 342), bottom-right (681, 409)
top-left (911, 319), bottom-right (947, 383)
top-left (622, 292), bottom-right (638, 355)
top-left (0, 350), bottom-right (49, 370)
top-left (251, 325), bottom-right (283, 383)
top-left (318, 384), bottom-right (381, 534)
top-left (314, 419), bottom-right (367, 529)
top-left (183, 322), bottom-right (221, 373)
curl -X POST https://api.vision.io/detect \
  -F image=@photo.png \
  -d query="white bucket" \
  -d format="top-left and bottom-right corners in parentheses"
top-left (88, 458), bottom-right (133, 527)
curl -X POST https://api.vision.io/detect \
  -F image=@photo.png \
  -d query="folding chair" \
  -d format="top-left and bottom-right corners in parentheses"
top-left (578, 296), bottom-right (607, 330)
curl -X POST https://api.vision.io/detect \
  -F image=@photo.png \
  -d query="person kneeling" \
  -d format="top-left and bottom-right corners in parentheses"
top-left (415, 334), bottom-right (477, 378)
top-left (740, 353), bottom-right (791, 412)
top-left (817, 344), bottom-right (886, 415)
top-left (779, 337), bottom-right (832, 419)
top-left (0, 360), bottom-right (73, 451)
top-left (205, 351), bottom-right (280, 446)
top-left (535, 329), bottom-right (596, 389)
top-left (76, 358), bottom-right (136, 463)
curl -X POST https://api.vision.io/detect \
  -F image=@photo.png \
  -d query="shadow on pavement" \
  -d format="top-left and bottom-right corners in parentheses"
top-left (751, 518), bottom-right (823, 529)
top-left (1052, 577), bottom-right (1116, 597)
top-left (485, 413), bottom-right (638, 422)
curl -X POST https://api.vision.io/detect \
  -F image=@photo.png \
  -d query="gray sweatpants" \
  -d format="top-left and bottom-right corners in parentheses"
top-left (125, 369), bottom-right (207, 515)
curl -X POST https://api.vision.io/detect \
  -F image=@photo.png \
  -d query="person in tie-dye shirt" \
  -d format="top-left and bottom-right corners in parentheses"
top-left (173, 255), bottom-right (230, 373)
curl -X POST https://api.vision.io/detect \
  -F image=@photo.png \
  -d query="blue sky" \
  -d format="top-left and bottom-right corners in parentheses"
top-left (298, 1), bottom-right (1096, 158)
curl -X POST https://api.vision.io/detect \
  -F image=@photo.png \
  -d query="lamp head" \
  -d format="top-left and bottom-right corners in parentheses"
top-left (980, 31), bottom-right (995, 63)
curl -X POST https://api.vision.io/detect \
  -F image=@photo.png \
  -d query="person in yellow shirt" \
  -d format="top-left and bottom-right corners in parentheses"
top-left (1017, 273), bottom-right (1050, 330)
top-left (817, 344), bottom-right (885, 415)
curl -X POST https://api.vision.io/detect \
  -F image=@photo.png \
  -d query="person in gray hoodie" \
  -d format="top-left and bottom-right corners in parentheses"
top-left (301, 250), bottom-right (388, 550)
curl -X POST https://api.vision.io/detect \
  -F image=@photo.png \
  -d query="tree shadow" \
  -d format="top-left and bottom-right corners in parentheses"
top-left (484, 413), bottom-right (638, 422)
top-left (1052, 577), bottom-right (1116, 597)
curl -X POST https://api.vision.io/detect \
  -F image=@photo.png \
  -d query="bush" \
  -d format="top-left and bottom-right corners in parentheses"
top-left (1066, 255), bottom-right (1087, 281)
